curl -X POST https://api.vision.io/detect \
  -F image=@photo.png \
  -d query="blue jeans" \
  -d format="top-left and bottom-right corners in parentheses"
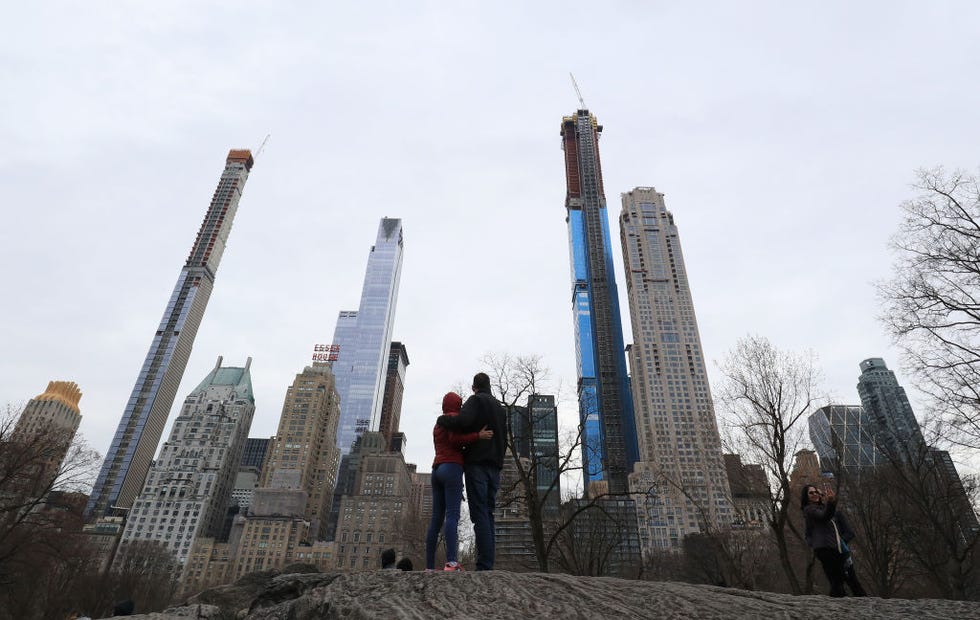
top-left (425, 462), bottom-right (464, 569)
top-left (464, 464), bottom-right (500, 571)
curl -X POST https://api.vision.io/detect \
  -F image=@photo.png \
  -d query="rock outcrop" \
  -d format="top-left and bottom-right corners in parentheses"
top-left (127, 570), bottom-right (980, 619)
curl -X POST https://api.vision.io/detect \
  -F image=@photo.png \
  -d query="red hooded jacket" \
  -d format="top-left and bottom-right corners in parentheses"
top-left (432, 392), bottom-right (480, 467)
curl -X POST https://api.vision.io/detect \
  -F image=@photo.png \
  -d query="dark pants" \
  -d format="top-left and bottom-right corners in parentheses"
top-left (425, 462), bottom-right (464, 569)
top-left (815, 548), bottom-right (867, 597)
top-left (464, 464), bottom-right (500, 571)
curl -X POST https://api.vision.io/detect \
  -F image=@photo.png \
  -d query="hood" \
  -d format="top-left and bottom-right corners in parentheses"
top-left (442, 391), bottom-right (463, 413)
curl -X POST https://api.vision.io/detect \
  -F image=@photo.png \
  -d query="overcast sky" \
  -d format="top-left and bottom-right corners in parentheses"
top-left (2, 2), bottom-right (979, 481)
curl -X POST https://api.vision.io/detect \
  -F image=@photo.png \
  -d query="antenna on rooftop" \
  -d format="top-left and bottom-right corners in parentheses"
top-left (569, 72), bottom-right (587, 109)
top-left (255, 134), bottom-right (271, 159)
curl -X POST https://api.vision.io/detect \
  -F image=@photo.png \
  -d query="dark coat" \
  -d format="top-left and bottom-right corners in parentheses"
top-left (834, 510), bottom-right (856, 544)
top-left (436, 388), bottom-right (506, 469)
top-left (804, 498), bottom-right (840, 551)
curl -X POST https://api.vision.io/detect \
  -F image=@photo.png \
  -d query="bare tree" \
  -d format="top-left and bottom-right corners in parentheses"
top-left (716, 336), bottom-right (822, 595)
top-left (876, 444), bottom-right (980, 599)
top-left (103, 540), bottom-right (181, 613)
top-left (480, 352), bottom-right (576, 572)
top-left (0, 406), bottom-right (101, 589)
top-left (836, 469), bottom-right (912, 598)
top-left (0, 405), bottom-right (104, 619)
top-left (552, 499), bottom-right (637, 577)
top-left (879, 167), bottom-right (980, 449)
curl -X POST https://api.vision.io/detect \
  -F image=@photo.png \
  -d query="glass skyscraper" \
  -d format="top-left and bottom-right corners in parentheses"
top-left (86, 150), bottom-right (255, 520)
top-left (856, 357), bottom-right (927, 459)
top-left (560, 109), bottom-right (638, 494)
top-left (330, 218), bottom-right (403, 453)
top-left (510, 394), bottom-right (561, 517)
top-left (808, 404), bottom-right (882, 472)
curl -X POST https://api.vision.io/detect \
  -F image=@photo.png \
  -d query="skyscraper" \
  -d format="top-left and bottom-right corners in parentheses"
top-left (330, 218), bottom-right (403, 453)
top-left (560, 110), bottom-right (638, 494)
top-left (378, 342), bottom-right (409, 451)
top-left (854, 359), bottom-right (979, 545)
top-left (856, 358), bottom-right (926, 459)
top-left (86, 149), bottom-right (255, 520)
top-left (808, 404), bottom-right (882, 472)
top-left (12, 381), bottom-right (83, 490)
top-left (619, 187), bottom-right (732, 550)
top-left (259, 362), bottom-right (341, 539)
top-left (116, 357), bottom-right (255, 565)
top-left (510, 394), bottom-right (561, 517)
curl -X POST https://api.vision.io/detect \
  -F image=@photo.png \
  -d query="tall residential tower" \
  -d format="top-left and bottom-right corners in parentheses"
top-left (619, 187), bottom-right (732, 551)
top-left (86, 150), bottom-right (255, 520)
top-left (330, 218), bottom-right (403, 453)
top-left (560, 110), bottom-right (638, 494)
top-left (378, 342), bottom-right (409, 451)
top-left (13, 381), bottom-right (83, 488)
top-left (259, 362), bottom-right (342, 539)
top-left (856, 358), bottom-right (926, 459)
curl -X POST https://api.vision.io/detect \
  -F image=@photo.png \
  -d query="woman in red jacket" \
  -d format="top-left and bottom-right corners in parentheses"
top-left (425, 391), bottom-right (492, 571)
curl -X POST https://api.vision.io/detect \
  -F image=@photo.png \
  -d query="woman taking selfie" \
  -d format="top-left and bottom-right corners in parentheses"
top-left (801, 483), bottom-right (867, 597)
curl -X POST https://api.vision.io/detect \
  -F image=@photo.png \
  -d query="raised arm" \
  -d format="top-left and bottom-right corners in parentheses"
top-left (804, 496), bottom-right (838, 522)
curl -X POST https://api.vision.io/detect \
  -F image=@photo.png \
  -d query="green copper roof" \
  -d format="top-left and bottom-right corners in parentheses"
top-left (192, 357), bottom-right (254, 403)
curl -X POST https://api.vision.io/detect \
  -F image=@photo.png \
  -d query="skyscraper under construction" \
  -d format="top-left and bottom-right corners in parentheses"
top-left (560, 110), bottom-right (638, 494)
top-left (86, 149), bottom-right (255, 520)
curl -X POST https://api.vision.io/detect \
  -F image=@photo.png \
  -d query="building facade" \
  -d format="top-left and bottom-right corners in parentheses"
top-left (378, 342), bottom-right (409, 451)
top-left (116, 357), bottom-right (255, 566)
top-left (330, 218), bottom-right (404, 454)
top-left (333, 432), bottom-right (416, 570)
top-left (723, 454), bottom-right (769, 527)
top-left (808, 404), bottom-right (882, 472)
top-left (13, 381), bottom-right (83, 487)
top-left (619, 187), bottom-right (733, 551)
top-left (560, 109), bottom-right (638, 494)
top-left (240, 437), bottom-right (270, 471)
top-left (510, 394), bottom-right (561, 518)
top-left (494, 454), bottom-right (537, 571)
top-left (86, 150), bottom-right (255, 520)
top-left (856, 358), bottom-right (927, 460)
top-left (259, 363), bottom-right (341, 539)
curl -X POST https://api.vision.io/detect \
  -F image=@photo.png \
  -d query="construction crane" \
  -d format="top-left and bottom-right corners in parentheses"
top-left (569, 72), bottom-right (587, 109)
top-left (254, 134), bottom-right (271, 159)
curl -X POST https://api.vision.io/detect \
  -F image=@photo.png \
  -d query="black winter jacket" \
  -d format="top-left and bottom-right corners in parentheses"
top-left (436, 389), bottom-right (506, 469)
top-left (804, 499), bottom-right (846, 551)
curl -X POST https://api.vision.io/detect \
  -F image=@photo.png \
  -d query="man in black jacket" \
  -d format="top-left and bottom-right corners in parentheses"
top-left (436, 372), bottom-right (506, 570)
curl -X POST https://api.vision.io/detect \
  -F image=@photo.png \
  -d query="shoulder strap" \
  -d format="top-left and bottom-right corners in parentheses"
top-left (831, 519), bottom-right (842, 553)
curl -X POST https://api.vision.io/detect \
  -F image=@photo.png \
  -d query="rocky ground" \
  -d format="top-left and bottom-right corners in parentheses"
top-left (122, 569), bottom-right (980, 619)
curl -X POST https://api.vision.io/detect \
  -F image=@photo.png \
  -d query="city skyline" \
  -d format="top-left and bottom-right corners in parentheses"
top-left (3, 3), bottom-right (980, 482)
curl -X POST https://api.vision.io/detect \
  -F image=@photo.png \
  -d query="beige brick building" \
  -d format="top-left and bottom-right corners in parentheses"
top-left (334, 432), bottom-right (416, 570)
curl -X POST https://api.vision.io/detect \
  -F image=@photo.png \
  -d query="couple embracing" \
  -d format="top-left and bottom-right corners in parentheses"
top-left (424, 372), bottom-right (507, 571)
